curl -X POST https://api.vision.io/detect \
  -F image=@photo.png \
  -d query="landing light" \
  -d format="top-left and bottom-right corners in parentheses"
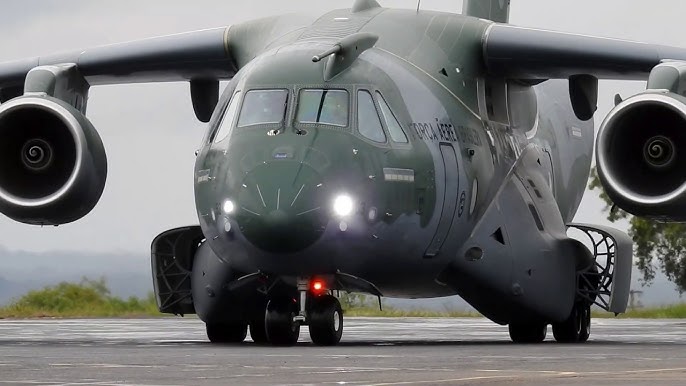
top-left (222, 200), bottom-right (235, 214)
top-left (333, 195), bottom-right (354, 217)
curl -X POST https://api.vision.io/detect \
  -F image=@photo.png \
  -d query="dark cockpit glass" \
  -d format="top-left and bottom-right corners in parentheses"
top-left (357, 90), bottom-right (386, 143)
top-left (213, 91), bottom-right (242, 144)
top-left (376, 92), bottom-right (408, 143)
top-left (296, 89), bottom-right (349, 127)
top-left (237, 89), bottom-right (288, 127)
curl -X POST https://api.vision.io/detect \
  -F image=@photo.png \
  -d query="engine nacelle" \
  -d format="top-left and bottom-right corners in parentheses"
top-left (0, 96), bottom-right (107, 225)
top-left (596, 91), bottom-right (686, 221)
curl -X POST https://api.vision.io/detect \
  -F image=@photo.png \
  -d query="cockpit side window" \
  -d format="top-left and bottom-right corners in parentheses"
top-left (357, 90), bottom-right (386, 143)
top-left (376, 92), bottom-right (408, 143)
top-left (296, 89), bottom-right (349, 127)
top-left (237, 89), bottom-right (288, 127)
top-left (213, 91), bottom-right (242, 144)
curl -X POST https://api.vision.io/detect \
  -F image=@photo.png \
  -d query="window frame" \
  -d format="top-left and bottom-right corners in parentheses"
top-left (211, 90), bottom-right (243, 144)
top-left (375, 91), bottom-right (410, 144)
top-left (235, 88), bottom-right (290, 129)
top-left (295, 88), bottom-right (350, 128)
top-left (293, 85), bottom-right (352, 131)
top-left (355, 88), bottom-right (389, 146)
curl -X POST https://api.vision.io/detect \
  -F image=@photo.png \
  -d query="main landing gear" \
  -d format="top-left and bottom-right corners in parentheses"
top-left (205, 277), bottom-right (344, 346)
top-left (508, 302), bottom-right (591, 344)
top-left (552, 302), bottom-right (591, 343)
top-left (206, 321), bottom-right (248, 344)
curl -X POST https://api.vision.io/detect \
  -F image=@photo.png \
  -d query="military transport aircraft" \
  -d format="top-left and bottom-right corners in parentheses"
top-left (1, 0), bottom-right (682, 346)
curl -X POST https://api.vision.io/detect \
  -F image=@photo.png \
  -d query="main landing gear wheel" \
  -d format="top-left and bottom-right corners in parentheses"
top-left (206, 321), bottom-right (248, 344)
top-left (265, 297), bottom-right (300, 346)
top-left (553, 303), bottom-right (591, 343)
top-left (508, 323), bottom-right (547, 343)
top-left (308, 295), bottom-right (343, 346)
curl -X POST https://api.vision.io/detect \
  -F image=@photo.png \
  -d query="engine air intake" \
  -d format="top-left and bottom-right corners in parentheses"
top-left (597, 92), bottom-right (686, 220)
top-left (0, 96), bottom-right (107, 225)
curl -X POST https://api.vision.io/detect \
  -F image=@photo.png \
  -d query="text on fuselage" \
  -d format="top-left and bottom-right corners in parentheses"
top-left (411, 119), bottom-right (482, 146)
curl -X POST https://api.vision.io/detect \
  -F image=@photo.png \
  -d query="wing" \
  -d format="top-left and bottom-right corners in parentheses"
top-left (0, 27), bottom-right (235, 101)
top-left (482, 24), bottom-right (686, 81)
top-left (0, 14), bottom-right (311, 121)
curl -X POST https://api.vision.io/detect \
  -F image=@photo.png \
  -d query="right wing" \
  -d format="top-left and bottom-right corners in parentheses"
top-left (0, 27), bottom-right (236, 103)
top-left (0, 14), bottom-right (310, 110)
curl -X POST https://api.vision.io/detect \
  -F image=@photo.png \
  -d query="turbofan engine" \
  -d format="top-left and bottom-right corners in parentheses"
top-left (0, 96), bottom-right (107, 225)
top-left (596, 91), bottom-right (686, 221)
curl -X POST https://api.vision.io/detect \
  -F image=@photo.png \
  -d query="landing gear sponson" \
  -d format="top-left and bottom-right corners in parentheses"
top-left (507, 223), bottom-right (631, 344)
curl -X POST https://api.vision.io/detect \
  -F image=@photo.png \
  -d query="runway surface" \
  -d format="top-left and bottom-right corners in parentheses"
top-left (1, 317), bottom-right (685, 385)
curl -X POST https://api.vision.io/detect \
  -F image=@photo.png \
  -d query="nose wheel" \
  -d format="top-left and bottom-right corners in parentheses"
top-left (265, 297), bottom-right (301, 346)
top-left (308, 295), bottom-right (343, 346)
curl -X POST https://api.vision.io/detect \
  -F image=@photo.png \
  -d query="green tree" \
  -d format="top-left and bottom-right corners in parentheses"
top-left (590, 167), bottom-right (686, 292)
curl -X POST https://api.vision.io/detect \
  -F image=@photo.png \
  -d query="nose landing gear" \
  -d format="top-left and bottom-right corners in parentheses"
top-left (257, 277), bottom-right (344, 346)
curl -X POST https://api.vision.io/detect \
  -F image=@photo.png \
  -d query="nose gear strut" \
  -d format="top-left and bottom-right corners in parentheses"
top-left (294, 277), bottom-right (309, 324)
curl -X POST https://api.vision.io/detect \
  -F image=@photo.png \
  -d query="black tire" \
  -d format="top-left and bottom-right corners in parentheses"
top-left (578, 304), bottom-right (591, 343)
top-left (206, 321), bottom-right (247, 344)
top-left (265, 298), bottom-right (300, 346)
top-left (508, 323), bottom-right (547, 343)
top-left (249, 318), bottom-right (269, 344)
top-left (308, 295), bottom-right (343, 346)
top-left (553, 303), bottom-right (589, 343)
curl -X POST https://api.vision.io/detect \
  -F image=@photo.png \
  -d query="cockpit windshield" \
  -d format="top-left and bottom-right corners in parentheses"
top-left (237, 89), bottom-right (288, 127)
top-left (296, 89), bottom-right (349, 127)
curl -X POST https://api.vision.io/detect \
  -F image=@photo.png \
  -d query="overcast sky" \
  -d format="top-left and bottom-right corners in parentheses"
top-left (0, 0), bottom-right (683, 259)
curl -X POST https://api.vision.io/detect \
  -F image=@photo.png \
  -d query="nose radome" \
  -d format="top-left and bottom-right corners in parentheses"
top-left (234, 162), bottom-right (328, 253)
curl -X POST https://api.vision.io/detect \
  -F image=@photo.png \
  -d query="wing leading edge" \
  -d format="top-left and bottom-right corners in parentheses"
top-left (483, 24), bottom-right (686, 81)
top-left (0, 27), bottom-right (235, 101)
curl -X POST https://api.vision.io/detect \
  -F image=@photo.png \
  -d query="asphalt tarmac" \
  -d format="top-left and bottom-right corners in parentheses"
top-left (0, 317), bottom-right (685, 385)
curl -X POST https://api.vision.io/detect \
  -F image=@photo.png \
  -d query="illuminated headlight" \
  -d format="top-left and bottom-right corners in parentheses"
top-left (222, 200), bottom-right (235, 214)
top-left (333, 195), bottom-right (354, 217)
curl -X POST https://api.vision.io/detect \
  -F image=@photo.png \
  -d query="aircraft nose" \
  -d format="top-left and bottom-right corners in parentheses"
top-left (234, 161), bottom-right (328, 253)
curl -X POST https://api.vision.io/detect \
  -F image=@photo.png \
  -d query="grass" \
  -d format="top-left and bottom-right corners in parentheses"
top-left (594, 304), bottom-right (686, 319)
top-left (1, 279), bottom-right (684, 319)
top-left (0, 278), bottom-right (160, 319)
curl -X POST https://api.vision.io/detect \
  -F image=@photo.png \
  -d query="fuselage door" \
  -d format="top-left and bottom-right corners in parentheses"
top-left (425, 143), bottom-right (459, 258)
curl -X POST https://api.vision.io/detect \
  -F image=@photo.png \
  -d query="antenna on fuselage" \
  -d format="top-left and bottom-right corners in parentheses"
top-left (416, 0), bottom-right (421, 13)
